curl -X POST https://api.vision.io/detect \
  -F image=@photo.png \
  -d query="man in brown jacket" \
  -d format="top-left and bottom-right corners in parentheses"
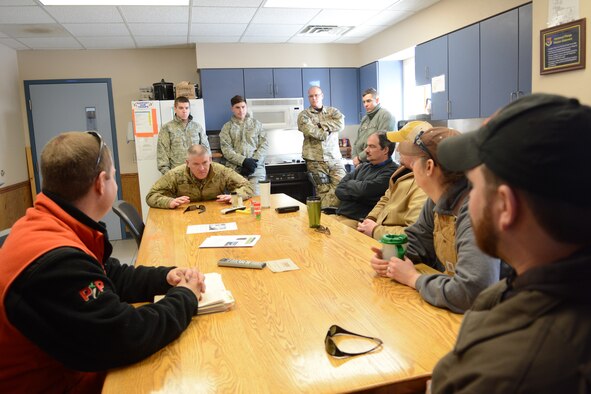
top-left (357, 121), bottom-right (430, 240)
top-left (431, 94), bottom-right (591, 393)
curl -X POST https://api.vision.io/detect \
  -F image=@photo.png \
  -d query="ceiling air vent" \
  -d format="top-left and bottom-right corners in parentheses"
top-left (298, 25), bottom-right (352, 36)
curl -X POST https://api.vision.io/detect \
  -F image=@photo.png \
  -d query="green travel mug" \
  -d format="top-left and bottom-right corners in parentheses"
top-left (380, 234), bottom-right (408, 260)
top-left (306, 196), bottom-right (321, 228)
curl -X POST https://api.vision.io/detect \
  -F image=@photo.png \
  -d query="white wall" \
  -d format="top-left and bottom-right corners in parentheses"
top-left (0, 44), bottom-right (28, 187)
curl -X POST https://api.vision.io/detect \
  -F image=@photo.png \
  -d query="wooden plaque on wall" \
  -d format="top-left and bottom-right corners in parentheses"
top-left (541, 18), bottom-right (586, 74)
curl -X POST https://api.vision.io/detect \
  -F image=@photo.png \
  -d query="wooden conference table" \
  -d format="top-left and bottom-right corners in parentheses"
top-left (103, 194), bottom-right (462, 393)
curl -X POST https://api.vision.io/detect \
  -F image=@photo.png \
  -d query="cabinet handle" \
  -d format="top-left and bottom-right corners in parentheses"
top-left (425, 66), bottom-right (430, 82)
top-left (517, 90), bottom-right (524, 97)
top-left (274, 84), bottom-right (278, 96)
top-left (447, 100), bottom-right (451, 116)
top-left (268, 83), bottom-right (272, 95)
top-left (509, 91), bottom-right (517, 102)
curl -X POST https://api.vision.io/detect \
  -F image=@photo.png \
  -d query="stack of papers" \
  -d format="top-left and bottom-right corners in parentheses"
top-left (197, 273), bottom-right (235, 315)
top-left (154, 272), bottom-right (234, 315)
top-left (199, 235), bottom-right (261, 248)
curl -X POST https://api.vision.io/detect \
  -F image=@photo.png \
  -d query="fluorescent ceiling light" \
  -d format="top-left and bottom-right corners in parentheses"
top-left (264, 0), bottom-right (399, 10)
top-left (40, 0), bottom-right (189, 5)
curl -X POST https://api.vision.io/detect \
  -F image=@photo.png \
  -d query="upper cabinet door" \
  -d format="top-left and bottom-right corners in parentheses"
top-left (244, 68), bottom-right (274, 99)
top-left (414, 36), bottom-right (448, 120)
top-left (480, 9), bottom-right (519, 117)
top-left (448, 24), bottom-right (480, 119)
top-left (518, 3), bottom-right (533, 97)
top-left (302, 68), bottom-right (331, 105)
top-left (273, 68), bottom-right (303, 98)
top-left (200, 69), bottom-right (245, 131)
top-left (359, 62), bottom-right (378, 118)
top-left (330, 68), bottom-right (359, 125)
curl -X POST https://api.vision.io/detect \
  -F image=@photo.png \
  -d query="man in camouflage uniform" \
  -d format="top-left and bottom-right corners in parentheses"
top-left (157, 96), bottom-right (210, 175)
top-left (147, 144), bottom-right (253, 209)
top-left (297, 86), bottom-right (345, 208)
top-left (352, 88), bottom-right (396, 167)
top-left (220, 95), bottom-right (268, 195)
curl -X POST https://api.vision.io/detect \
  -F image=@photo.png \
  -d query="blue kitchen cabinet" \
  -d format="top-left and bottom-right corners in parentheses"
top-left (414, 35), bottom-right (448, 120)
top-left (519, 3), bottom-right (533, 97)
top-left (359, 62), bottom-right (378, 120)
top-left (448, 23), bottom-right (480, 119)
top-left (244, 68), bottom-right (303, 99)
top-left (200, 68), bottom-right (244, 131)
top-left (480, 9), bottom-right (519, 117)
top-left (330, 68), bottom-right (359, 125)
top-left (302, 68), bottom-right (331, 105)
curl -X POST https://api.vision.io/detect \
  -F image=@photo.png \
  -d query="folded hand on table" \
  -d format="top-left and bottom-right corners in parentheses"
top-left (168, 267), bottom-right (206, 300)
top-left (169, 195), bottom-right (190, 209)
top-left (370, 246), bottom-right (420, 289)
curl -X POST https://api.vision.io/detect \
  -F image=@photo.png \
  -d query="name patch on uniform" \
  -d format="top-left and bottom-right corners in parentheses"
top-left (79, 280), bottom-right (105, 302)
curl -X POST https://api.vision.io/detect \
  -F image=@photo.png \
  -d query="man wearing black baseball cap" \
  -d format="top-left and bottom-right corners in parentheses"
top-left (430, 94), bottom-right (591, 392)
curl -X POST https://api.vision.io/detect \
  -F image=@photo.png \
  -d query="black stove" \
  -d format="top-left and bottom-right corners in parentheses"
top-left (265, 157), bottom-right (313, 203)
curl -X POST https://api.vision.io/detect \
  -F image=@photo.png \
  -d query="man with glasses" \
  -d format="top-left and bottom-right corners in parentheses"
top-left (157, 96), bottom-right (210, 175)
top-left (429, 94), bottom-right (591, 392)
top-left (298, 86), bottom-right (345, 208)
top-left (0, 131), bottom-right (206, 392)
top-left (147, 144), bottom-right (253, 209)
top-left (333, 132), bottom-right (398, 228)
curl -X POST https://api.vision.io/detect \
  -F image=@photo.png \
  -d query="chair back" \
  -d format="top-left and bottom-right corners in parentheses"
top-left (112, 200), bottom-right (144, 248)
top-left (0, 228), bottom-right (10, 248)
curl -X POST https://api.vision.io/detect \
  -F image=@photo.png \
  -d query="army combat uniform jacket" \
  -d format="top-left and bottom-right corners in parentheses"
top-left (157, 114), bottom-right (210, 174)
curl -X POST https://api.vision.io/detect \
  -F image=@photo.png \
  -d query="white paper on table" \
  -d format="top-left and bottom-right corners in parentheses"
top-left (187, 222), bottom-right (237, 234)
top-left (266, 258), bottom-right (300, 273)
top-left (199, 235), bottom-right (260, 248)
top-left (431, 74), bottom-right (446, 93)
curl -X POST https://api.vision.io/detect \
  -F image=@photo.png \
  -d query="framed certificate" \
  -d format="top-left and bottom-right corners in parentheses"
top-left (541, 18), bottom-right (586, 74)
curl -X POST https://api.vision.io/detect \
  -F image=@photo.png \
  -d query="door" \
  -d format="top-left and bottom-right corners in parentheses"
top-left (302, 68), bottom-right (330, 105)
top-left (448, 24), bottom-right (480, 119)
top-left (25, 79), bottom-right (123, 240)
top-left (244, 68), bottom-right (274, 98)
top-left (330, 68), bottom-right (359, 125)
top-left (200, 68), bottom-right (245, 131)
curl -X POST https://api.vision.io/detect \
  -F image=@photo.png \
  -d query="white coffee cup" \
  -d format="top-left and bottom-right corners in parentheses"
top-left (260, 180), bottom-right (271, 208)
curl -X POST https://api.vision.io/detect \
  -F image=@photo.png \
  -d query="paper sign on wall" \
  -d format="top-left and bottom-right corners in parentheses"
top-left (431, 75), bottom-right (446, 93)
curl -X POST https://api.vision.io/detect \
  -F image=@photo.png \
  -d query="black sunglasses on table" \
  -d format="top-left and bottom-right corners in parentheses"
top-left (324, 324), bottom-right (383, 358)
top-left (184, 204), bottom-right (206, 214)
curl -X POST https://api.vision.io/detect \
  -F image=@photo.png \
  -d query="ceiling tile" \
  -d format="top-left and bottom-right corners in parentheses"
top-left (78, 36), bottom-right (135, 49)
top-left (18, 36), bottom-right (82, 49)
top-left (0, 38), bottom-right (29, 49)
top-left (193, 0), bottom-right (263, 6)
top-left (250, 8), bottom-right (319, 24)
top-left (345, 25), bottom-right (386, 37)
top-left (134, 35), bottom-right (189, 48)
top-left (0, 0), bottom-right (37, 5)
top-left (190, 35), bottom-right (241, 43)
top-left (389, 0), bottom-right (439, 12)
top-left (289, 35), bottom-right (338, 44)
top-left (0, 6), bottom-right (55, 23)
top-left (191, 7), bottom-right (257, 24)
top-left (191, 23), bottom-right (246, 36)
top-left (44, 6), bottom-right (123, 23)
top-left (245, 24), bottom-right (301, 36)
top-left (241, 35), bottom-right (290, 43)
top-left (366, 10), bottom-right (413, 26)
top-left (119, 6), bottom-right (189, 24)
top-left (309, 9), bottom-right (379, 26)
top-left (129, 23), bottom-right (187, 36)
top-left (333, 36), bottom-right (365, 44)
top-left (64, 23), bottom-right (129, 37)
top-left (0, 23), bottom-right (68, 38)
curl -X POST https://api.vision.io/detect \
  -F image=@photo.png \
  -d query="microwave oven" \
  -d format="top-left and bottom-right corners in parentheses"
top-left (248, 97), bottom-right (304, 130)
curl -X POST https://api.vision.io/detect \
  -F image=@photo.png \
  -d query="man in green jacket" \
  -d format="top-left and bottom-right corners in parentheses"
top-left (352, 88), bottom-right (396, 167)
top-left (147, 144), bottom-right (253, 209)
top-left (431, 94), bottom-right (591, 393)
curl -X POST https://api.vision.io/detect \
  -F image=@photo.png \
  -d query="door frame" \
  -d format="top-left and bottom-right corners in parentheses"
top-left (24, 78), bottom-right (124, 235)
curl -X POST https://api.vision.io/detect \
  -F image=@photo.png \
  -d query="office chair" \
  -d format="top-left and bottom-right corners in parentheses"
top-left (0, 228), bottom-right (10, 248)
top-left (112, 200), bottom-right (145, 248)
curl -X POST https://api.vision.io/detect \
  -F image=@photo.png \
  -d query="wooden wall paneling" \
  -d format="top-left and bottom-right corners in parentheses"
top-left (0, 181), bottom-right (33, 230)
top-left (120, 173), bottom-right (142, 218)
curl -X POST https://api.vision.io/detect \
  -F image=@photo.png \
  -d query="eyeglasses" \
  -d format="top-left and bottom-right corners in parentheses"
top-left (184, 204), bottom-right (206, 214)
top-left (324, 325), bottom-right (383, 358)
top-left (414, 130), bottom-right (436, 164)
top-left (87, 131), bottom-right (105, 171)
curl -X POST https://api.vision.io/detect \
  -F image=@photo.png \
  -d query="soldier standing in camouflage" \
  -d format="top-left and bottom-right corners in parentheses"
top-left (297, 86), bottom-right (345, 208)
top-left (220, 95), bottom-right (268, 195)
top-left (147, 144), bottom-right (253, 209)
top-left (352, 88), bottom-right (396, 167)
top-left (157, 96), bottom-right (210, 175)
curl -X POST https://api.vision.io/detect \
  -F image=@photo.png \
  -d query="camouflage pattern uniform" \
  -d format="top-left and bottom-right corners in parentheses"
top-left (297, 105), bottom-right (345, 208)
top-left (352, 105), bottom-right (396, 162)
top-left (220, 114), bottom-right (268, 195)
top-left (146, 162), bottom-right (253, 209)
top-left (157, 114), bottom-right (210, 174)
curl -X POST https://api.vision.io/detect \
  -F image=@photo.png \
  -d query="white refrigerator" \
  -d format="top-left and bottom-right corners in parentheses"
top-left (131, 99), bottom-right (206, 221)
